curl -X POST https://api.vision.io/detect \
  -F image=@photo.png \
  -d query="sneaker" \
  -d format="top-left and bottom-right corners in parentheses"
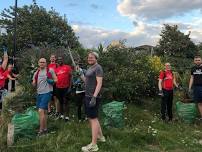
top-left (60, 115), bottom-right (64, 119)
top-left (81, 143), bottom-right (99, 152)
top-left (37, 130), bottom-right (44, 137)
top-left (98, 136), bottom-right (106, 142)
top-left (64, 116), bottom-right (70, 122)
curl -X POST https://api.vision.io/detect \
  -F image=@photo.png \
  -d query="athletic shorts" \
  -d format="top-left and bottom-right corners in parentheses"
top-left (36, 92), bottom-right (51, 110)
top-left (193, 86), bottom-right (202, 103)
top-left (84, 96), bottom-right (100, 119)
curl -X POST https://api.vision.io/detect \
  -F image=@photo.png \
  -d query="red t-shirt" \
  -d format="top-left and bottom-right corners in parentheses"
top-left (159, 70), bottom-right (173, 90)
top-left (0, 68), bottom-right (9, 88)
top-left (48, 63), bottom-right (57, 72)
top-left (55, 65), bottom-right (72, 88)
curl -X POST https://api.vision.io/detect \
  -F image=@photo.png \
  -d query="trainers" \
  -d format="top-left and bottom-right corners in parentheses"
top-left (64, 116), bottom-right (70, 122)
top-left (60, 115), bottom-right (64, 119)
top-left (81, 143), bottom-right (99, 152)
top-left (98, 136), bottom-right (106, 142)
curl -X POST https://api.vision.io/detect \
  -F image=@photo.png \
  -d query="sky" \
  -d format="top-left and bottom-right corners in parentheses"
top-left (0, 0), bottom-right (202, 48)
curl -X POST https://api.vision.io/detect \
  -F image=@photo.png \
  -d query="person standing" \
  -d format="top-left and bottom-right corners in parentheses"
top-left (73, 65), bottom-right (86, 121)
top-left (55, 56), bottom-right (72, 121)
top-left (32, 58), bottom-right (57, 135)
top-left (80, 52), bottom-right (105, 152)
top-left (158, 63), bottom-right (178, 122)
top-left (48, 54), bottom-right (59, 116)
top-left (189, 55), bottom-right (202, 120)
top-left (0, 46), bottom-right (8, 111)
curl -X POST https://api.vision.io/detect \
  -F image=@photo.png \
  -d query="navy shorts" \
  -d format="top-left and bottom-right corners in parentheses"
top-left (37, 92), bottom-right (51, 110)
top-left (193, 86), bottom-right (202, 103)
top-left (85, 96), bottom-right (100, 119)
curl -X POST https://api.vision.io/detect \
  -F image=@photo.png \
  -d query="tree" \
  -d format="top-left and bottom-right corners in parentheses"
top-left (0, 3), bottom-right (81, 54)
top-left (156, 24), bottom-right (197, 58)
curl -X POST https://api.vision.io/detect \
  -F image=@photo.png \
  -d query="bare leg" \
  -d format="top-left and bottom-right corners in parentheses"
top-left (38, 109), bottom-right (45, 131)
top-left (90, 118), bottom-right (99, 145)
top-left (44, 110), bottom-right (48, 130)
top-left (198, 103), bottom-right (202, 117)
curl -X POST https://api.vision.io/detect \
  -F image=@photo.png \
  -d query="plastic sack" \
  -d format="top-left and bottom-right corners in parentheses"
top-left (11, 107), bottom-right (39, 140)
top-left (176, 101), bottom-right (198, 123)
top-left (102, 101), bottom-right (125, 128)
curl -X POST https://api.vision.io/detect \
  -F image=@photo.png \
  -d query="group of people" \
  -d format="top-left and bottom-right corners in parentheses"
top-left (32, 51), bottom-right (105, 152)
top-left (0, 47), bottom-right (18, 112)
top-left (158, 55), bottom-right (202, 122)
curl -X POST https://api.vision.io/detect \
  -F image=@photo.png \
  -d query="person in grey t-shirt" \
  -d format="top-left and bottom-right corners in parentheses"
top-left (32, 58), bottom-right (57, 136)
top-left (79, 52), bottom-right (105, 152)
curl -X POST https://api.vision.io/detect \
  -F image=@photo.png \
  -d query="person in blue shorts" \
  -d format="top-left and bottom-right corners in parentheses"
top-left (32, 58), bottom-right (57, 135)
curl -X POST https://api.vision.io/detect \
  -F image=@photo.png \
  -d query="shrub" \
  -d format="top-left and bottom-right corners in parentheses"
top-left (99, 47), bottom-right (163, 102)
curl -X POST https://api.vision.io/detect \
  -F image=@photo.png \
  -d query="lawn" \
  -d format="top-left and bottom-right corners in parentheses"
top-left (1, 95), bottom-right (202, 152)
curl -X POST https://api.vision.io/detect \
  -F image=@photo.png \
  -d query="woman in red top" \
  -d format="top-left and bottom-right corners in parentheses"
top-left (158, 63), bottom-right (178, 121)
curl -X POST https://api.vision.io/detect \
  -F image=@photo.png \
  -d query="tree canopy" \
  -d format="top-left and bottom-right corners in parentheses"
top-left (0, 3), bottom-right (81, 54)
top-left (156, 24), bottom-right (197, 58)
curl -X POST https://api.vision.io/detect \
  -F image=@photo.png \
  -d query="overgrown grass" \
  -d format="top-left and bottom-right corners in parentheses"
top-left (1, 93), bottom-right (202, 152)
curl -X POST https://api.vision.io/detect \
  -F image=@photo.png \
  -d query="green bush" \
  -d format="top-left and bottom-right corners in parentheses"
top-left (100, 47), bottom-right (163, 102)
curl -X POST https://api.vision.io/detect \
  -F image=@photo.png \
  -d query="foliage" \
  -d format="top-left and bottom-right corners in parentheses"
top-left (99, 46), bottom-right (163, 102)
top-left (156, 24), bottom-right (198, 58)
top-left (0, 3), bottom-right (81, 54)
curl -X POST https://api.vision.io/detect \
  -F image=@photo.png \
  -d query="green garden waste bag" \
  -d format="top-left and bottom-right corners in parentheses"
top-left (176, 101), bottom-right (197, 123)
top-left (102, 101), bottom-right (125, 128)
top-left (11, 107), bottom-right (39, 140)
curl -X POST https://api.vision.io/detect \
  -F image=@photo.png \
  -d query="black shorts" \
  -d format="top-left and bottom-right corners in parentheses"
top-left (56, 87), bottom-right (70, 104)
top-left (84, 96), bottom-right (100, 119)
top-left (193, 86), bottom-right (202, 103)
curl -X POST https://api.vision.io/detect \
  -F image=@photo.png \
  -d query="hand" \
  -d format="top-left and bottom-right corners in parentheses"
top-left (2, 46), bottom-right (7, 53)
top-left (89, 96), bottom-right (96, 107)
top-left (47, 78), bottom-right (54, 85)
top-left (158, 90), bottom-right (164, 96)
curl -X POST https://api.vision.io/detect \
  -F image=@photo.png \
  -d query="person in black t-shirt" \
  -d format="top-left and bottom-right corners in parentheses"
top-left (189, 55), bottom-right (202, 119)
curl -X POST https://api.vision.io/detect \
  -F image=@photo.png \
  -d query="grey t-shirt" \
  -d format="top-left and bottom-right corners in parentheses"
top-left (33, 68), bottom-right (55, 94)
top-left (85, 64), bottom-right (103, 97)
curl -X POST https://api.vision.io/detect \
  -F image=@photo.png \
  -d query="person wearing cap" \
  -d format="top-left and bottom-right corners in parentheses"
top-left (80, 51), bottom-right (105, 152)
top-left (158, 63), bottom-right (178, 122)
top-left (0, 46), bottom-right (9, 111)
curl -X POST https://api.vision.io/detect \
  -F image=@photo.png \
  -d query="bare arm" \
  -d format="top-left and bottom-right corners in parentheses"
top-left (173, 74), bottom-right (178, 88)
top-left (93, 76), bottom-right (103, 97)
top-left (189, 75), bottom-right (193, 91)
top-left (2, 52), bottom-right (8, 70)
top-left (158, 79), bottom-right (163, 91)
top-left (7, 74), bottom-right (16, 80)
top-left (32, 72), bottom-right (36, 87)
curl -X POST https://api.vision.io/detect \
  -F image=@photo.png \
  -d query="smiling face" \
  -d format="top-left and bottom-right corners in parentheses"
top-left (165, 63), bottom-right (171, 71)
top-left (87, 53), bottom-right (97, 65)
top-left (38, 58), bottom-right (47, 69)
top-left (50, 54), bottom-right (56, 63)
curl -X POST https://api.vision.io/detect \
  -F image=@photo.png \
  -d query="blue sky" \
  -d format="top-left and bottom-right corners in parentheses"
top-left (1, 0), bottom-right (202, 48)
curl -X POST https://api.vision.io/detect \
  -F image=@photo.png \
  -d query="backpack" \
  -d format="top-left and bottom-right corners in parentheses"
top-left (34, 68), bottom-right (52, 84)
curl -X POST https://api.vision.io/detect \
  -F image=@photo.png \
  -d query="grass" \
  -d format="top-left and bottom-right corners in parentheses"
top-left (1, 94), bottom-right (202, 152)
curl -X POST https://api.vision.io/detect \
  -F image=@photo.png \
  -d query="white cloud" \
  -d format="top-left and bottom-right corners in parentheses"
top-left (72, 22), bottom-right (160, 48)
top-left (117, 0), bottom-right (202, 20)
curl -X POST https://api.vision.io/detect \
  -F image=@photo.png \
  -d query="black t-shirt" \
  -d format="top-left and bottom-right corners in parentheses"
top-left (191, 65), bottom-right (202, 86)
